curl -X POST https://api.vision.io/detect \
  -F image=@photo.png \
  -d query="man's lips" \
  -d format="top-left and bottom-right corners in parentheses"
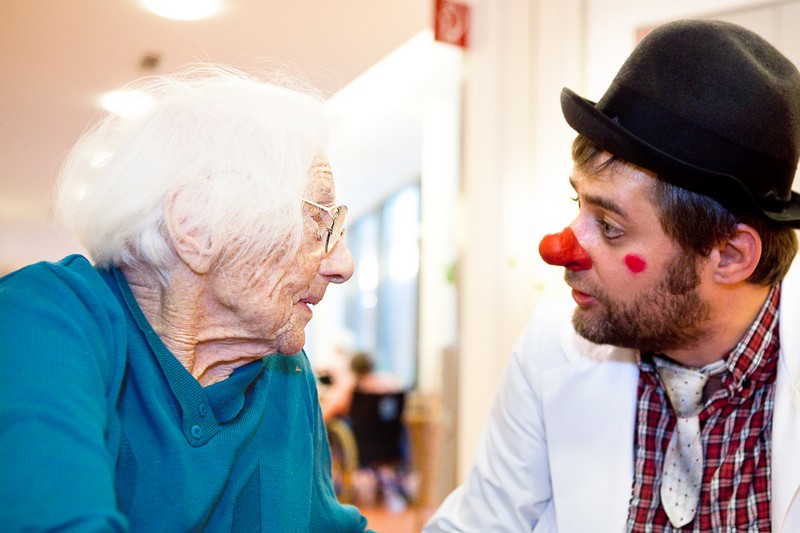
top-left (564, 273), bottom-right (597, 307)
top-left (570, 287), bottom-right (597, 307)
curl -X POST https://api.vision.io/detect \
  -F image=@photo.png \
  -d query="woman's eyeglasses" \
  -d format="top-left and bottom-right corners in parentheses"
top-left (302, 199), bottom-right (348, 253)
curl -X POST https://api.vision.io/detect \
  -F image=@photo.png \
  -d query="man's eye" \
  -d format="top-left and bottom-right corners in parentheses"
top-left (601, 220), bottom-right (623, 239)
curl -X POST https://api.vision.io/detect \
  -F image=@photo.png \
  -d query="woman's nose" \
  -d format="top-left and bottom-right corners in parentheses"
top-left (538, 226), bottom-right (592, 271)
top-left (321, 239), bottom-right (355, 283)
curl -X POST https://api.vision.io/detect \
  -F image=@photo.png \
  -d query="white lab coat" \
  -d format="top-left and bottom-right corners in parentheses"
top-left (425, 260), bottom-right (800, 532)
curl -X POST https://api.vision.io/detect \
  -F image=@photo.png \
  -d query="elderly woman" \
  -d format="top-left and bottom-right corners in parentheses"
top-left (0, 65), bottom-right (371, 532)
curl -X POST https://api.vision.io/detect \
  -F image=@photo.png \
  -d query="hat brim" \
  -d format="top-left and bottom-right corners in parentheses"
top-left (561, 87), bottom-right (800, 227)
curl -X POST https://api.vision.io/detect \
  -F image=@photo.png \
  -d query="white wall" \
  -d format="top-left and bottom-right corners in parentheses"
top-left (584, 0), bottom-right (789, 98)
top-left (454, 0), bottom-right (586, 482)
top-left (0, 218), bottom-right (84, 274)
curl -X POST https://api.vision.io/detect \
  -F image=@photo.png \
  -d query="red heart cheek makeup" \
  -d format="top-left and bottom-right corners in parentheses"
top-left (624, 253), bottom-right (647, 274)
top-left (538, 227), bottom-right (592, 271)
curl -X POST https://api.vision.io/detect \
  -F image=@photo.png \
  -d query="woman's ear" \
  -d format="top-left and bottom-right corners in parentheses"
top-left (163, 183), bottom-right (216, 274)
top-left (711, 223), bottom-right (762, 285)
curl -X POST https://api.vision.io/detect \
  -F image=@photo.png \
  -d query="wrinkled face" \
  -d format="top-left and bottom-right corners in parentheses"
top-left (560, 155), bottom-right (711, 353)
top-left (209, 158), bottom-right (354, 356)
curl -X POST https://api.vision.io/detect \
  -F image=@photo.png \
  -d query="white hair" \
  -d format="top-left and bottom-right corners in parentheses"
top-left (56, 63), bottom-right (331, 282)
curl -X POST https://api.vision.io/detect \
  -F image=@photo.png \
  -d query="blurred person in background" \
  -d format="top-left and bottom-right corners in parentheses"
top-left (318, 332), bottom-right (359, 424)
top-left (348, 352), bottom-right (416, 512)
top-left (350, 351), bottom-right (403, 395)
top-left (0, 64), bottom-right (375, 532)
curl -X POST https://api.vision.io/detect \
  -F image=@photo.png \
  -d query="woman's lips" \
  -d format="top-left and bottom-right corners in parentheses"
top-left (295, 302), bottom-right (312, 319)
top-left (297, 297), bottom-right (319, 316)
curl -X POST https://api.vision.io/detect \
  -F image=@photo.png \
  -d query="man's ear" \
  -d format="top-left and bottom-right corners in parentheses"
top-left (163, 183), bottom-right (216, 274)
top-left (711, 223), bottom-right (762, 285)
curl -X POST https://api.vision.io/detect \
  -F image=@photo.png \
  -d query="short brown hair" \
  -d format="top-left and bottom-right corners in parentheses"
top-left (572, 134), bottom-right (798, 286)
top-left (350, 351), bottom-right (375, 378)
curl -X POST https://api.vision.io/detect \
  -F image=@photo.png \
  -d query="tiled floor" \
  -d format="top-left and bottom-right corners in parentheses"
top-left (361, 505), bottom-right (435, 533)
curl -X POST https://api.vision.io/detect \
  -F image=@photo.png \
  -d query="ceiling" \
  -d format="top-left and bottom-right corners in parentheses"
top-left (0, 0), bottom-right (431, 224)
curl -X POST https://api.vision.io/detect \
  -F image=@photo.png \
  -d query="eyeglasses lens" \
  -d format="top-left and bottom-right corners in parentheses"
top-left (327, 205), bottom-right (347, 252)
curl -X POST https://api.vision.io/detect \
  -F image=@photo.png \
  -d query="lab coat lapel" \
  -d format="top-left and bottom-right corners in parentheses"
top-left (772, 259), bottom-right (800, 532)
top-left (543, 329), bottom-right (639, 532)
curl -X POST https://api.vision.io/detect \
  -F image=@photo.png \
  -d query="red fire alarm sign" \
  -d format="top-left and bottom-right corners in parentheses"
top-left (434, 0), bottom-right (470, 48)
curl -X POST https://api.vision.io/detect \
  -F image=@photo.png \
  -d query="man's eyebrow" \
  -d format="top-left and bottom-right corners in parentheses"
top-left (569, 176), bottom-right (631, 220)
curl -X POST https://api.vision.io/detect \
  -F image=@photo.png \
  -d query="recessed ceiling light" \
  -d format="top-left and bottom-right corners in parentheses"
top-left (100, 90), bottom-right (155, 118)
top-left (141, 0), bottom-right (223, 21)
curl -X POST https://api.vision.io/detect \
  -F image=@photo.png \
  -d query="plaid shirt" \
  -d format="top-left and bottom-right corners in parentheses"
top-left (627, 286), bottom-right (781, 532)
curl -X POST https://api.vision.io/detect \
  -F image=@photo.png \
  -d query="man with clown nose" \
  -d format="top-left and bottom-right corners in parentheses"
top-left (426, 19), bottom-right (800, 533)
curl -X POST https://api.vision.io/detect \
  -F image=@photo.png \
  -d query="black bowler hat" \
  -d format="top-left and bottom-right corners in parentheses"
top-left (561, 19), bottom-right (800, 226)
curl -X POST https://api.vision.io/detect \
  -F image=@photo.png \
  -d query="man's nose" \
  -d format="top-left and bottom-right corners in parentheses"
top-left (538, 226), bottom-right (592, 271)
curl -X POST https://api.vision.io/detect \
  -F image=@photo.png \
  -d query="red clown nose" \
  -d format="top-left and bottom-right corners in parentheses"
top-left (538, 227), bottom-right (592, 271)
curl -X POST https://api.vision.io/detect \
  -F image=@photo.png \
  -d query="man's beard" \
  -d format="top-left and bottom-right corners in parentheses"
top-left (567, 251), bottom-right (710, 353)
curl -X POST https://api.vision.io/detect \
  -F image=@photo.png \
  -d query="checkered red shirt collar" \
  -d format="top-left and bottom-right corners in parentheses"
top-left (640, 284), bottom-right (780, 402)
top-left (628, 285), bottom-right (781, 532)
top-left (722, 285), bottom-right (780, 396)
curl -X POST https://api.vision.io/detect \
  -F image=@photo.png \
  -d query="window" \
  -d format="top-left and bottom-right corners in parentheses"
top-left (345, 182), bottom-right (420, 388)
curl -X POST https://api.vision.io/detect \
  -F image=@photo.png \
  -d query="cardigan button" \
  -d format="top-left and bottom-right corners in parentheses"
top-left (198, 403), bottom-right (209, 417)
top-left (190, 425), bottom-right (203, 439)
